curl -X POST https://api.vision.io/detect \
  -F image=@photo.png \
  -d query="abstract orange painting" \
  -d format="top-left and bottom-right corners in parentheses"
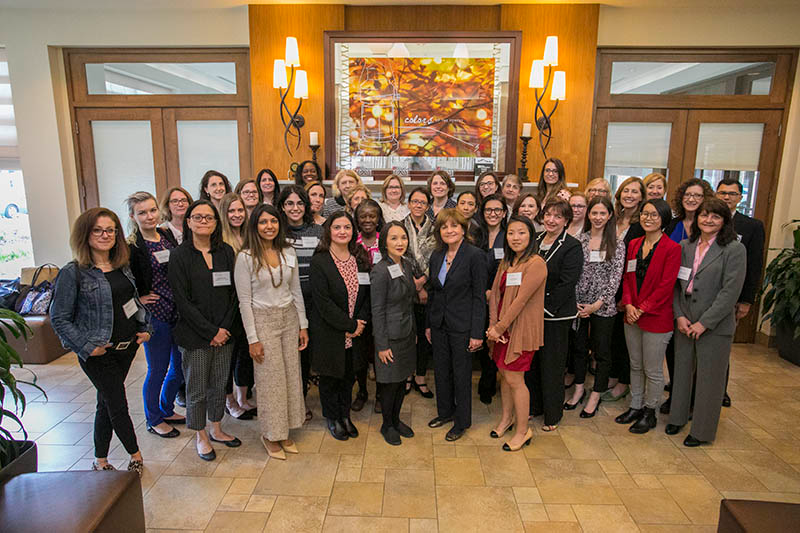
top-left (349, 57), bottom-right (495, 157)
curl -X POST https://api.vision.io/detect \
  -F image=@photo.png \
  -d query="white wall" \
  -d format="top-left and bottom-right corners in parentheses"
top-left (0, 7), bottom-right (249, 265)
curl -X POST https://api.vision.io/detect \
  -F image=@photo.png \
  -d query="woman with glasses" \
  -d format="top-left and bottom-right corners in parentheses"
top-left (536, 158), bottom-right (566, 204)
top-left (256, 168), bottom-right (280, 206)
top-left (584, 178), bottom-right (611, 200)
top-left (566, 192), bottom-right (588, 237)
top-left (475, 171), bottom-right (502, 204)
top-left (379, 174), bottom-right (410, 223)
top-left (235, 179), bottom-right (262, 217)
top-left (199, 170), bottom-right (232, 212)
top-left (169, 200), bottom-right (241, 461)
top-left (305, 181), bottom-right (327, 225)
top-left (643, 173), bottom-right (667, 201)
top-left (427, 170), bottom-right (457, 219)
top-left (160, 187), bottom-right (193, 245)
top-left (51, 208), bottom-right (151, 476)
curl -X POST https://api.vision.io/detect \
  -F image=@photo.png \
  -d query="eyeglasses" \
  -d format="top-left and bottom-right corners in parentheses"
top-left (484, 207), bottom-right (505, 215)
top-left (716, 191), bottom-right (741, 198)
top-left (409, 199), bottom-right (428, 206)
top-left (386, 185), bottom-right (402, 190)
top-left (169, 198), bottom-right (189, 205)
top-left (683, 192), bottom-right (705, 200)
top-left (544, 169), bottom-right (559, 175)
top-left (479, 181), bottom-right (496, 189)
top-left (571, 204), bottom-right (587, 209)
top-left (91, 228), bottom-right (116, 237)
top-left (640, 211), bottom-right (661, 220)
top-left (241, 190), bottom-right (258, 196)
top-left (190, 214), bottom-right (216, 223)
top-left (587, 188), bottom-right (606, 195)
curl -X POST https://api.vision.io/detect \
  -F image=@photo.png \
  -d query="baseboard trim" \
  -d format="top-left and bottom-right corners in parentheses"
top-left (755, 331), bottom-right (777, 348)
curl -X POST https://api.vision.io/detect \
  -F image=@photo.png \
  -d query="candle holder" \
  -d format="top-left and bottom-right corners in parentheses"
top-left (310, 144), bottom-right (320, 164)
top-left (518, 136), bottom-right (532, 179)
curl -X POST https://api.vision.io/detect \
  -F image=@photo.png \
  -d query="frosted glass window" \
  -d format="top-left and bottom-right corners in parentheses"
top-left (695, 123), bottom-right (764, 171)
top-left (91, 120), bottom-right (156, 224)
top-left (86, 62), bottom-right (236, 95)
top-left (177, 120), bottom-right (239, 197)
top-left (610, 62), bottom-right (774, 95)
top-left (605, 122), bottom-right (671, 168)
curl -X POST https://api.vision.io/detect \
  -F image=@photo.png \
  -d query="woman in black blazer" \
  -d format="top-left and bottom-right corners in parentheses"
top-left (310, 211), bottom-right (371, 441)
top-left (529, 198), bottom-right (583, 431)
top-left (425, 209), bottom-right (488, 442)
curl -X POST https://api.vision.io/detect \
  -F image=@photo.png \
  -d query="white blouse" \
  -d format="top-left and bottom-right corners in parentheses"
top-left (234, 247), bottom-right (308, 344)
top-left (379, 201), bottom-right (410, 223)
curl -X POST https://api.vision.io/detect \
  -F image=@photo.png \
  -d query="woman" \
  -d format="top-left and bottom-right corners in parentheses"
top-left (501, 174), bottom-right (523, 219)
top-left (310, 212), bottom-right (371, 441)
top-left (667, 198), bottom-right (746, 446)
top-left (50, 208), bottom-right (150, 475)
top-left (615, 199), bottom-right (680, 434)
top-left (614, 177), bottom-right (645, 240)
top-left (457, 190), bottom-right (483, 246)
top-left (403, 188), bottom-right (436, 398)
top-left (125, 192), bottom-right (184, 439)
top-left (256, 168), bottom-right (280, 206)
top-left (379, 174), bottom-right (410, 223)
top-left (529, 199), bottom-right (583, 431)
top-left (371, 221), bottom-right (418, 445)
top-left (235, 204), bottom-right (308, 459)
top-left (536, 158), bottom-right (566, 204)
top-left (294, 160), bottom-right (322, 186)
top-left (564, 196), bottom-right (625, 418)
top-left (566, 192), bottom-right (588, 237)
top-left (513, 193), bottom-right (544, 233)
top-left (235, 179), bottom-right (262, 216)
top-left (323, 169), bottom-right (362, 217)
top-left (487, 216), bottom-right (547, 451)
top-left (585, 178), bottom-right (612, 200)
top-left (160, 187), bottom-right (193, 245)
top-left (475, 171), bottom-right (502, 204)
top-left (218, 193), bottom-right (255, 420)
top-left (279, 185), bottom-right (323, 420)
top-left (199, 170), bottom-right (232, 211)
top-left (346, 185), bottom-right (371, 215)
top-left (305, 180), bottom-right (327, 225)
top-left (426, 209), bottom-right (488, 441)
top-left (643, 173), bottom-right (667, 200)
top-left (168, 200), bottom-right (241, 461)
top-left (426, 170), bottom-right (456, 219)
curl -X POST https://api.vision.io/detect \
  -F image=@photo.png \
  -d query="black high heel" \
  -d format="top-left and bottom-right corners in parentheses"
top-left (413, 381), bottom-right (434, 399)
top-left (564, 389), bottom-right (586, 411)
top-left (580, 397), bottom-right (602, 418)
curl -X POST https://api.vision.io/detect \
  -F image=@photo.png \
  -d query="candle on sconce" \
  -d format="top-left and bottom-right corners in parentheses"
top-left (521, 123), bottom-right (532, 138)
top-left (309, 131), bottom-right (319, 146)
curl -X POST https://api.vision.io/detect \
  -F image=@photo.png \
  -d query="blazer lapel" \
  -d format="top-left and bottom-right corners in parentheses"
top-left (445, 241), bottom-right (467, 282)
top-left (696, 240), bottom-right (722, 275)
top-left (430, 250), bottom-right (445, 289)
top-left (678, 240), bottom-right (697, 293)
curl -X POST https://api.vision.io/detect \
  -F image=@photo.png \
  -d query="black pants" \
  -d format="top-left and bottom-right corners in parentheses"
top-left (609, 312), bottom-right (630, 385)
top-left (354, 325), bottom-right (373, 400)
top-left (78, 344), bottom-right (139, 458)
top-left (414, 304), bottom-right (431, 377)
top-left (528, 320), bottom-right (570, 426)
top-left (572, 314), bottom-right (615, 392)
top-left (225, 332), bottom-right (254, 395)
top-left (379, 381), bottom-right (406, 431)
top-left (431, 327), bottom-right (472, 431)
top-left (318, 348), bottom-right (354, 420)
top-left (477, 306), bottom-right (497, 400)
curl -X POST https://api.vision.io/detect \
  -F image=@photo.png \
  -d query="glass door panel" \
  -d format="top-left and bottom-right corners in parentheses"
top-left (176, 120), bottom-right (240, 196)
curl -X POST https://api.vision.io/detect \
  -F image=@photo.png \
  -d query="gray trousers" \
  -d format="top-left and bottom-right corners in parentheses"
top-left (624, 324), bottom-right (671, 410)
top-left (181, 344), bottom-right (233, 430)
top-left (669, 330), bottom-right (731, 442)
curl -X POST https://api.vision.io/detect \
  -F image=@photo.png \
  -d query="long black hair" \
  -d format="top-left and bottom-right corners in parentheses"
top-left (199, 170), bottom-right (232, 202)
top-left (241, 203), bottom-right (290, 274)
top-left (503, 215), bottom-right (539, 267)
top-left (477, 193), bottom-right (507, 249)
top-left (377, 220), bottom-right (410, 260)
top-left (316, 211), bottom-right (371, 270)
top-left (689, 197), bottom-right (738, 246)
top-left (183, 199), bottom-right (224, 250)
top-left (256, 168), bottom-right (280, 204)
top-left (277, 185), bottom-right (314, 226)
top-left (583, 195), bottom-right (618, 263)
top-left (294, 160), bottom-right (322, 186)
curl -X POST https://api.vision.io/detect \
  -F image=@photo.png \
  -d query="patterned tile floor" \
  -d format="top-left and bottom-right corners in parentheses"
top-left (10, 342), bottom-right (800, 532)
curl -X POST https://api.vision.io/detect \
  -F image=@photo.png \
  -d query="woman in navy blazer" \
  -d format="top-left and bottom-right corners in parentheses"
top-left (425, 209), bottom-right (488, 441)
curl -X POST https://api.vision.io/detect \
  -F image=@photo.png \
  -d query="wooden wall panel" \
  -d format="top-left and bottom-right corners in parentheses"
top-left (345, 6), bottom-right (501, 32)
top-left (249, 4), bottom-right (344, 180)
top-left (501, 4), bottom-right (599, 188)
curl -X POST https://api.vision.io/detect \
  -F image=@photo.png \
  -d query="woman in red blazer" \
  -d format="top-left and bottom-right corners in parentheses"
top-left (615, 199), bottom-right (680, 434)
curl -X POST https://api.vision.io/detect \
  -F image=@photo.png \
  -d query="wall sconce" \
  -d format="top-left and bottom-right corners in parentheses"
top-left (274, 36), bottom-right (309, 156)
top-left (528, 36), bottom-right (566, 159)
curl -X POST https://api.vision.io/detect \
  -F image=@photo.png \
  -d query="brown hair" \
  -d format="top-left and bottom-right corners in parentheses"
top-left (542, 198), bottom-right (573, 226)
top-left (537, 158), bottom-right (566, 202)
top-left (432, 208), bottom-right (469, 249)
top-left (199, 170), bottom-right (232, 201)
top-left (689, 197), bottom-right (738, 246)
top-left (672, 178), bottom-right (713, 221)
top-left (241, 203), bottom-right (290, 274)
top-left (427, 170), bottom-right (456, 200)
top-left (475, 171), bottom-right (502, 202)
top-left (235, 178), bottom-right (263, 204)
top-left (583, 195), bottom-right (618, 262)
top-left (70, 207), bottom-right (130, 269)
top-left (513, 193), bottom-right (541, 217)
top-left (614, 176), bottom-right (645, 223)
top-left (159, 187), bottom-right (193, 222)
top-left (380, 174), bottom-right (406, 204)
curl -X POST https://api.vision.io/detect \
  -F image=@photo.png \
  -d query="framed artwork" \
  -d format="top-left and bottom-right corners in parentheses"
top-left (324, 32), bottom-right (521, 180)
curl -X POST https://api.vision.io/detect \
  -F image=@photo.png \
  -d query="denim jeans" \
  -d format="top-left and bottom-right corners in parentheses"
top-left (142, 317), bottom-right (183, 426)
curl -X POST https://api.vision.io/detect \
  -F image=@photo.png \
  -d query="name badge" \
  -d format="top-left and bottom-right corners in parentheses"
top-left (737, 234), bottom-right (743, 242)
top-left (388, 264), bottom-right (403, 279)
top-left (372, 252), bottom-right (382, 265)
top-left (302, 236), bottom-right (319, 248)
top-left (283, 254), bottom-right (297, 268)
top-left (507, 272), bottom-right (522, 286)
top-left (357, 272), bottom-right (370, 285)
top-left (627, 259), bottom-right (637, 273)
top-left (153, 249), bottom-right (170, 263)
top-left (122, 298), bottom-right (137, 319)
top-left (590, 250), bottom-right (606, 263)
top-left (493, 248), bottom-right (504, 260)
top-left (678, 266), bottom-right (692, 281)
top-left (212, 271), bottom-right (231, 287)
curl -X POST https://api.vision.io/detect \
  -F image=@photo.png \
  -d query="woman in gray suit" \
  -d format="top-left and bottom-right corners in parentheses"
top-left (666, 197), bottom-right (746, 447)
top-left (371, 221), bottom-right (418, 445)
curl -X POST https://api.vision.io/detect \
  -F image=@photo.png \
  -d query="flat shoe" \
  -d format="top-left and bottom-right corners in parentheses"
top-left (210, 436), bottom-right (242, 448)
top-left (600, 386), bottom-right (629, 402)
top-left (395, 420), bottom-right (414, 438)
top-left (127, 459), bottom-right (144, 477)
top-left (281, 440), bottom-right (299, 454)
top-left (147, 426), bottom-right (180, 438)
top-left (342, 418), bottom-right (359, 438)
top-left (665, 423), bottom-right (683, 435)
top-left (351, 395), bottom-right (366, 412)
top-left (381, 426), bottom-right (401, 446)
top-left (92, 461), bottom-right (116, 471)
top-left (683, 434), bottom-right (708, 447)
top-left (428, 416), bottom-right (453, 428)
top-left (197, 448), bottom-right (216, 461)
top-left (445, 427), bottom-right (466, 442)
top-left (164, 417), bottom-right (186, 425)
top-left (261, 436), bottom-right (286, 460)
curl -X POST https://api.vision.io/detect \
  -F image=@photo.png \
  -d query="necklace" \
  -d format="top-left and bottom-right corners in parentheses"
top-left (266, 250), bottom-right (284, 288)
top-left (330, 248), bottom-right (351, 262)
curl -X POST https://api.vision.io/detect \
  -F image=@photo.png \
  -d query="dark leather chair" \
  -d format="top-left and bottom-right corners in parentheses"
top-left (718, 498), bottom-right (800, 532)
top-left (7, 315), bottom-right (68, 364)
top-left (0, 471), bottom-right (145, 532)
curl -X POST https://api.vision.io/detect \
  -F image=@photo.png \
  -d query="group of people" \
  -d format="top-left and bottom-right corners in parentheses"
top-left (48, 158), bottom-right (764, 475)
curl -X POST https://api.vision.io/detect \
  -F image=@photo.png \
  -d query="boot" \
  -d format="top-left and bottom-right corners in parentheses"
top-left (614, 407), bottom-right (643, 425)
top-left (629, 407), bottom-right (657, 434)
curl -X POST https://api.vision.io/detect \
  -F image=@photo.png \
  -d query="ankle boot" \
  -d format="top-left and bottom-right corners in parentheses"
top-left (614, 407), bottom-right (643, 425)
top-left (629, 407), bottom-right (657, 434)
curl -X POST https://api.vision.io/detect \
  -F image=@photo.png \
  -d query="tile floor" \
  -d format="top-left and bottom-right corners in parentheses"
top-left (10, 342), bottom-right (800, 532)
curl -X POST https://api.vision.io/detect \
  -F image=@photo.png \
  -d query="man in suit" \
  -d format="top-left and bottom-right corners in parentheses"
top-left (716, 178), bottom-right (765, 407)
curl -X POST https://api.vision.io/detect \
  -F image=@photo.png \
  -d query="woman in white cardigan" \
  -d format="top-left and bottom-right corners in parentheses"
top-left (234, 204), bottom-right (309, 460)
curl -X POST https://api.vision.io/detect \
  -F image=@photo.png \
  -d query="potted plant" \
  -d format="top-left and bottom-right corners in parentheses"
top-left (0, 308), bottom-right (44, 484)
top-left (760, 219), bottom-right (800, 366)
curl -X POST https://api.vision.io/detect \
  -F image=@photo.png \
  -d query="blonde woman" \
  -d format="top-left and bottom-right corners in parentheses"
top-left (643, 173), bottom-right (667, 200)
top-left (585, 178), bottom-right (611, 200)
top-left (323, 169), bottom-right (363, 217)
top-left (346, 184), bottom-right (371, 215)
top-left (219, 193), bottom-right (247, 253)
top-left (379, 174), bottom-right (410, 222)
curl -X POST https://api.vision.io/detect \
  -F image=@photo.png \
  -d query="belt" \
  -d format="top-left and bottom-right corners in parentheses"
top-left (109, 338), bottom-right (135, 351)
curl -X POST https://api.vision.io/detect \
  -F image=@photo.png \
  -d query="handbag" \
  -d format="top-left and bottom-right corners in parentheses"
top-left (15, 263), bottom-right (59, 316)
top-left (0, 278), bottom-right (21, 310)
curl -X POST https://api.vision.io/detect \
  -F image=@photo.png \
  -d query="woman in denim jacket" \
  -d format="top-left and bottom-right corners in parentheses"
top-left (50, 207), bottom-right (152, 476)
